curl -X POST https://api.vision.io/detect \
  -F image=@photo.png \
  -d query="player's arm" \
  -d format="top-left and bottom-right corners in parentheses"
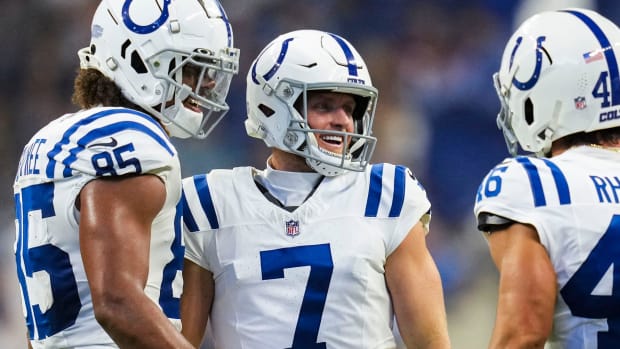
top-left (485, 222), bottom-right (556, 349)
top-left (385, 221), bottom-right (451, 349)
top-left (180, 258), bottom-right (214, 347)
top-left (79, 174), bottom-right (193, 348)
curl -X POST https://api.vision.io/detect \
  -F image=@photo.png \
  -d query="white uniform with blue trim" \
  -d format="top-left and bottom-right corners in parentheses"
top-left (13, 107), bottom-right (184, 348)
top-left (474, 146), bottom-right (620, 349)
top-left (183, 163), bottom-right (431, 349)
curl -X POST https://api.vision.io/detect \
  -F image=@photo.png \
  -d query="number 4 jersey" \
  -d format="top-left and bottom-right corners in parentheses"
top-left (474, 146), bottom-right (620, 348)
top-left (182, 163), bottom-right (431, 349)
top-left (13, 107), bottom-right (184, 348)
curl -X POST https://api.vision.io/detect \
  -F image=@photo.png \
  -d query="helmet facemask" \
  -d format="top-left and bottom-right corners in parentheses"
top-left (494, 72), bottom-right (520, 156)
top-left (150, 47), bottom-right (238, 139)
top-left (276, 80), bottom-right (377, 176)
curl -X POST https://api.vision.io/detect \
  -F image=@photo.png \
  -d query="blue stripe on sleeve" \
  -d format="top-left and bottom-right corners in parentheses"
top-left (388, 165), bottom-right (406, 217)
top-left (61, 121), bottom-right (174, 177)
top-left (181, 189), bottom-right (199, 233)
top-left (46, 108), bottom-right (170, 178)
top-left (516, 157), bottom-right (546, 207)
top-left (365, 163), bottom-right (384, 217)
top-left (193, 174), bottom-right (219, 229)
top-left (542, 159), bottom-right (572, 205)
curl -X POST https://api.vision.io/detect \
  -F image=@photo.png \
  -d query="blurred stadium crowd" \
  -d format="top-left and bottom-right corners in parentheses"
top-left (1, 0), bottom-right (618, 347)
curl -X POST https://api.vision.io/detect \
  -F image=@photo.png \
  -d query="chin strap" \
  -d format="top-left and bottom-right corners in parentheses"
top-left (161, 104), bottom-right (203, 139)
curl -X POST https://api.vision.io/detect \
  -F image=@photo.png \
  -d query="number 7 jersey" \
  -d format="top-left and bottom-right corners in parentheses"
top-left (474, 146), bottom-right (620, 348)
top-left (182, 163), bottom-right (431, 349)
top-left (13, 107), bottom-right (184, 348)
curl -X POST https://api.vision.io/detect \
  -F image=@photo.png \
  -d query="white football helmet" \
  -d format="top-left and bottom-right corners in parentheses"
top-left (245, 29), bottom-right (378, 176)
top-left (495, 8), bottom-right (620, 156)
top-left (78, 0), bottom-right (239, 139)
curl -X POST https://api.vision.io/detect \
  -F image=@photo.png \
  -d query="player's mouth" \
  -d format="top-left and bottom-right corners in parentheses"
top-left (318, 134), bottom-right (346, 154)
top-left (184, 97), bottom-right (202, 113)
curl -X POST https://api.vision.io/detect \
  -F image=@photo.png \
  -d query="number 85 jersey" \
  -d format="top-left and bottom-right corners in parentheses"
top-left (13, 107), bottom-right (183, 348)
top-left (474, 147), bottom-right (620, 348)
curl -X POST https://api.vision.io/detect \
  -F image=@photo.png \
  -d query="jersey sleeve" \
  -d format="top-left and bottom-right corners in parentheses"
top-left (390, 167), bottom-right (431, 253)
top-left (181, 171), bottom-right (223, 270)
top-left (46, 108), bottom-right (177, 181)
top-left (365, 164), bottom-right (431, 256)
top-left (474, 156), bottom-right (560, 235)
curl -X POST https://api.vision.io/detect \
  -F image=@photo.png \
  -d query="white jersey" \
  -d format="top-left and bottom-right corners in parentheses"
top-left (13, 107), bottom-right (184, 348)
top-left (182, 163), bottom-right (431, 349)
top-left (474, 146), bottom-right (620, 349)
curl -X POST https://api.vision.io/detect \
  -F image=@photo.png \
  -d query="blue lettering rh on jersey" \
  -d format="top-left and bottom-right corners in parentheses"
top-left (591, 175), bottom-right (620, 203)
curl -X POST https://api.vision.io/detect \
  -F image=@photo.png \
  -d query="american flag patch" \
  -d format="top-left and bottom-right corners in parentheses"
top-left (583, 50), bottom-right (604, 63)
top-left (285, 220), bottom-right (300, 237)
top-left (574, 96), bottom-right (586, 110)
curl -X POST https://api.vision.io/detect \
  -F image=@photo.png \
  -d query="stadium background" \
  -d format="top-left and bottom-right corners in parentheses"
top-left (0, 0), bottom-right (615, 347)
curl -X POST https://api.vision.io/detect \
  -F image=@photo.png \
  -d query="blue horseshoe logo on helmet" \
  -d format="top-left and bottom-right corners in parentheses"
top-left (122, 0), bottom-right (171, 35)
top-left (251, 38), bottom-right (295, 85)
top-left (509, 36), bottom-right (546, 91)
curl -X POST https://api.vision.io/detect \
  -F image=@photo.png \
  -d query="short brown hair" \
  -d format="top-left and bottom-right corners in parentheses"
top-left (555, 127), bottom-right (620, 149)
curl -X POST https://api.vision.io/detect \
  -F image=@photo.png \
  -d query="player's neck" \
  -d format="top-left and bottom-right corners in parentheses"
top-left (269, 149), bottom-right (314, 172)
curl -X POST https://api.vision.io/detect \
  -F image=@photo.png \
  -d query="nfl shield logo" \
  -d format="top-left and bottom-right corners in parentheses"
top-left (574, 96), bottom-right (587, 110)
top-left (285, 220), bottom-right (300, 237)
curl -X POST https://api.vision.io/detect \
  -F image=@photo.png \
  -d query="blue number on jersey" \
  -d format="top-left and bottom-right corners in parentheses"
top-left (158, 202), bottom-right (184, 318)
top-left (91, 143), bottom-right (142, 176)
top-left (14, 182), bottom-right (81, 339)
top-left (260, 244), bottom-right (333, 349)
top-left (560, 215), bottom-right (620, 347)
top-left (477, 158), bottom-right (571, 206)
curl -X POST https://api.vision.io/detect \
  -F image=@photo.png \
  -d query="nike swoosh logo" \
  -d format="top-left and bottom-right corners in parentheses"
top-left (88, 137), bottom-right (118, 148)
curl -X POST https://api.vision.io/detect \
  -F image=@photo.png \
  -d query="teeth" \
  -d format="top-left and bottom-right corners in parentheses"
top-left (320, 135), bottom-right (343, 144)
top-left (318, 146), bottom-right (352, 160)
top-left (185, 98), bottom-right (200, 109)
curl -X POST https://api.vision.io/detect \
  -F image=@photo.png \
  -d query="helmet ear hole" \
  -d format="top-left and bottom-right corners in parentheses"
top-left (258, 104), bottom-right (275, 117)
top-left (525, 98), bottom-right (534, 125)
top-left (131, 51), bottom-right (148, 74)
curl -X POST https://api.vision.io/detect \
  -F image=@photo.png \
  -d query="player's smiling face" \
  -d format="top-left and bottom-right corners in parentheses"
top-left (306, 91), bottom-right (356, 155)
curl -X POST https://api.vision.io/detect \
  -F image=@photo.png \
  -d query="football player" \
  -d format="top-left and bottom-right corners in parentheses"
top-left (475, 8), bottom-right (620, 348)
top-left (12, 0), bottom-right (238, 347)
top-left (180, 29), bottom-right (450, 348)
